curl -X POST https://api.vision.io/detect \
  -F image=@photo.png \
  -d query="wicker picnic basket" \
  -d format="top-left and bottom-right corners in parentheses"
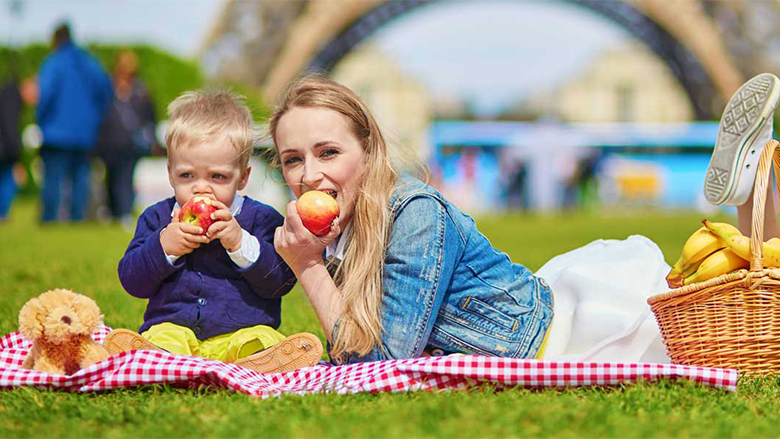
top-left (648, 139), bottom-right (780, 375)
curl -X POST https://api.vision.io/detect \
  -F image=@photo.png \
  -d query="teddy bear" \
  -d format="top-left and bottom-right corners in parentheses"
top-left (18, 288), bottom-right (110, 375)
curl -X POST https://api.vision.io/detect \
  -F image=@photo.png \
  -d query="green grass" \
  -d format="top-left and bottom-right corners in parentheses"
top-left (3, 198), bottom-right (779, 439)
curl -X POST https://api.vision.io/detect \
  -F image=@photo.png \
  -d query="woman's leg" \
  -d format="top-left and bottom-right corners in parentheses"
top-left (736, 184), bottom-right (780, 239)
top-left (705, 73), bottom-right (780, 239)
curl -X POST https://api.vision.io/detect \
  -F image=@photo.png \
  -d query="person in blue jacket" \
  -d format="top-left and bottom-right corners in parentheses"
top-left (104, 89), bottom-right (323, 374)
top-left (36, 23), bottom-right (113, 222)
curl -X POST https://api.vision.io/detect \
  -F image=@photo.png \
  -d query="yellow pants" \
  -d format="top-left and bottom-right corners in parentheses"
top-left (142, 322), bottom-right (286, 362)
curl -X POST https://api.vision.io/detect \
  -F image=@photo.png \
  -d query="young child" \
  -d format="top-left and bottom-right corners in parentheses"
top-left (104, 89), bottom-right (323, 374)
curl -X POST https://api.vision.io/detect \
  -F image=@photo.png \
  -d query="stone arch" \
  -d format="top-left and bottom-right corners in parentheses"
top-left (263, 0), bottom-right (742, 119)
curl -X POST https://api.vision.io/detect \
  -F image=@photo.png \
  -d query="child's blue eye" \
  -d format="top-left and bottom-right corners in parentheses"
top-left (213, 174), bottom-right (226, 180)
top-left (180, 172), bottom-right (191, 178)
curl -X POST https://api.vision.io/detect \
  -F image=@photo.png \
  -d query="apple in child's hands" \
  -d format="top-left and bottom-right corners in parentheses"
top-left (180, 196), bottom-right (218, 235)
top-left (297, 190), bottom-right (339, 236)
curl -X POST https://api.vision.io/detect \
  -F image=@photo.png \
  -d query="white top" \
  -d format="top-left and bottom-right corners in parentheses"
top-left (325, 222), bottom-right (352, 262)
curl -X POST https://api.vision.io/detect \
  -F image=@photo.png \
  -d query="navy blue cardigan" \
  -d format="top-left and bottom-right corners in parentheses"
top-left (118, 196), bottom-right (296, 340)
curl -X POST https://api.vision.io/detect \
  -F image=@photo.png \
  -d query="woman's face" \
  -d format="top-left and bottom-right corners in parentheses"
top-left (275, 106), bottom-right (367, 229)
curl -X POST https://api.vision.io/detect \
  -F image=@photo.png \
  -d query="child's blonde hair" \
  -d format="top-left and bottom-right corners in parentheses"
top-left (268, 76), bottom-right (399, 363)
top-left (165, 89), bottom-right (254, 170)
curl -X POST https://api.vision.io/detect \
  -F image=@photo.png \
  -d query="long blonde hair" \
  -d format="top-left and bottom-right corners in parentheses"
top-left (268, 76), bottom-right (399, 362)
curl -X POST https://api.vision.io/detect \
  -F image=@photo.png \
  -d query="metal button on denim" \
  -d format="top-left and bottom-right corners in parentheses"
top-left (197, 298), bottom-right (207, 306)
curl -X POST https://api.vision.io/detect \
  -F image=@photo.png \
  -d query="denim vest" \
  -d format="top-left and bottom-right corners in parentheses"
top-left (333, 175), bottom-right (553, 363)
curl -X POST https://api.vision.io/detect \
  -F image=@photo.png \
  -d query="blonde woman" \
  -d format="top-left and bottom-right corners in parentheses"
top-left (270, 75), bottom-right (780, 364)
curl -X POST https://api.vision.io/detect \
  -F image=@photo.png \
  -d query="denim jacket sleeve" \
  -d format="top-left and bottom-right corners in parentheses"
top-left (336, 194), bottom-right (462, 363)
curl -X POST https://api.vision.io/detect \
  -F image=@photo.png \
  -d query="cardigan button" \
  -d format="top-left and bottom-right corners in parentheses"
top-left (193, 326), bottom-right (202, 335)
top-left (197, 298), bottom-right (207, 306)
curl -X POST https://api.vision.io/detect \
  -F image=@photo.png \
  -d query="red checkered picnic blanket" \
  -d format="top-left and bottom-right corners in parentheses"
top-left (0, 326), bottom-right (738, 397)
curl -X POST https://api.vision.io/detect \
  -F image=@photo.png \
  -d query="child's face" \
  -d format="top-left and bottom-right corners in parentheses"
top-left (167, 137), bottom-right (250, 208)
top-left (275, 106), bottom-right (366, 229)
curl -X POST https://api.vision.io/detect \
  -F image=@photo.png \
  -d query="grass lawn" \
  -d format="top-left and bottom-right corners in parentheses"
top-left (2, 198), bottom-right (780, 438)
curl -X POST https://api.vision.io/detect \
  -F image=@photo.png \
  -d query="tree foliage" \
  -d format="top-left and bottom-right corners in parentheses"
top-left (0, 43), bottom-right (268, 128)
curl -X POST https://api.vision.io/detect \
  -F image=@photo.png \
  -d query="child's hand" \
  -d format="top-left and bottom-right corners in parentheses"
top-left (274, 200), bottom-right (341, 274)
top-left (160, 208), bottom-right (209, 256)
top-left (206, 200), bottom-right (243, 252)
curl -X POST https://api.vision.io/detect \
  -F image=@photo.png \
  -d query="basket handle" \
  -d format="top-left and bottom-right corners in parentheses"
top-left (749, 139), bottom-right (780, 271)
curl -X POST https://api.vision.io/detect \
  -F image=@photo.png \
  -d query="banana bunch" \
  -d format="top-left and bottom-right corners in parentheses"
top-left (667, 220), bottom-right (780, 288)
top-left (666, 221), bottom-right (745, 287)
top-left (703, 219), bottom-right (780, 267)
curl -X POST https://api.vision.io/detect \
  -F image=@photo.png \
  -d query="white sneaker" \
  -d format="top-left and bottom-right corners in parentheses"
top-left (704, 73), bottom-right (780, 206)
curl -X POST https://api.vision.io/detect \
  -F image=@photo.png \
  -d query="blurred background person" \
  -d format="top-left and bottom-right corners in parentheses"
top-left (36, 22), bottom-right (112, 223)
top-left (0, 52), bottom-right (37, 221)
top-left (97, 50), bottom-right (157, 224)
top-left (0, 73), bottom-right (23, 220)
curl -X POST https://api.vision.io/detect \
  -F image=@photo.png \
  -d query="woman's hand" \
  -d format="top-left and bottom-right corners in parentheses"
top-left (160, 208), bottom-right (209, 256)
top-left (275, 200), bottom-right (344, 341)
top-left (206, 200), bottom-right (243, 252)
top-left (274, 200), bottom-right (341, 274)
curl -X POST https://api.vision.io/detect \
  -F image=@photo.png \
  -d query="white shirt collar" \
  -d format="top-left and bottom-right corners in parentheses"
top-left (171, 195), bottom-right (244, 217)
top-left (325, 222), bottom-right (352, 261)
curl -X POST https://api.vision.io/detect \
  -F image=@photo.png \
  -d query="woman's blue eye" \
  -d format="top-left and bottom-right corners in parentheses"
top-left (322, 149), bottom-right (339, 157)
top-left (283, 157), bottom-right (301, 165)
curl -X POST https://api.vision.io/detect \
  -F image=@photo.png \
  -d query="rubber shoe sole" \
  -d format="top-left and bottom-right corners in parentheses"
top-left (705, 73), bottom-right (780, 205)
top-left (233, 333), bottom-right (323, 374)
top-left (103, 328), bottom-right (163, 356)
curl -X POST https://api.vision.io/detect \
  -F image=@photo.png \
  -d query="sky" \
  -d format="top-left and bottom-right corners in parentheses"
top-left (0, 0), bottom-right (633, 116)
top-left (0, 0), bottom-right (224, 57)
top-left (372, 1), bottom-right (632, 116)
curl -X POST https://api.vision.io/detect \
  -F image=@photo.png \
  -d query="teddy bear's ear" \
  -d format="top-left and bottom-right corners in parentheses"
top-left (18, 297), bottom-right (44, 341)
top-left (72, 294), bottom-right (103, 334)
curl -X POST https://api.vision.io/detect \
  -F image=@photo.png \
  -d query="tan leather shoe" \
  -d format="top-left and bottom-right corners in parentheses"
top-left (103, 328), bottom-right (163, 356)
top-left (233, 332), bottom-right (323, 374)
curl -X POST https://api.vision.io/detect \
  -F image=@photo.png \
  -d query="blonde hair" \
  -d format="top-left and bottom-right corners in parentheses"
top-left (165, 89), bottom-right (254, 170)
top-left (268, 76), bottom-right (400, 362)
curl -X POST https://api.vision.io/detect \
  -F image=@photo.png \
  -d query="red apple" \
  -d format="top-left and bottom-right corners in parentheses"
top-left (180, 196), bottom-right (218, 235)
top-left (296, 190), bottom-right (339, 236)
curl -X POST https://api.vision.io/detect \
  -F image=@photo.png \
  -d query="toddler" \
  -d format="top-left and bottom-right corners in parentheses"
top-left (104, 89), bottom-right (322, 373)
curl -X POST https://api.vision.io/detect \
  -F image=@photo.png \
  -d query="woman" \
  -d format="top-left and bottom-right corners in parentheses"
top-left (269, 75), bottom-right (779, 365)
top-left (97, 50), bottom-right (157, 222)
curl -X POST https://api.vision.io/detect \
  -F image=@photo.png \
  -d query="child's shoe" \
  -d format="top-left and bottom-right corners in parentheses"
top-left (103, 328), bottom-right (164, 355)
top-left (705, 73), bottom-right (780, 206)
top-left (233, 332), bottom-right (323, 374)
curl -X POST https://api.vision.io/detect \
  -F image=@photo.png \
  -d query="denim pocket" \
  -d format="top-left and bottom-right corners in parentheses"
top-left (461, 297), bottom-right (518, 333)
top-left (431, 322), bottom-right (524, 357)
top-left (440, 294), bottom-right (528, 342)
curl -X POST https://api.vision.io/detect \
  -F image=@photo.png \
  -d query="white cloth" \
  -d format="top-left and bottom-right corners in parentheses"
top-left (164, 196), bottom-right (260, 268)
top-left (536, 235), bottom-right (671, 363)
